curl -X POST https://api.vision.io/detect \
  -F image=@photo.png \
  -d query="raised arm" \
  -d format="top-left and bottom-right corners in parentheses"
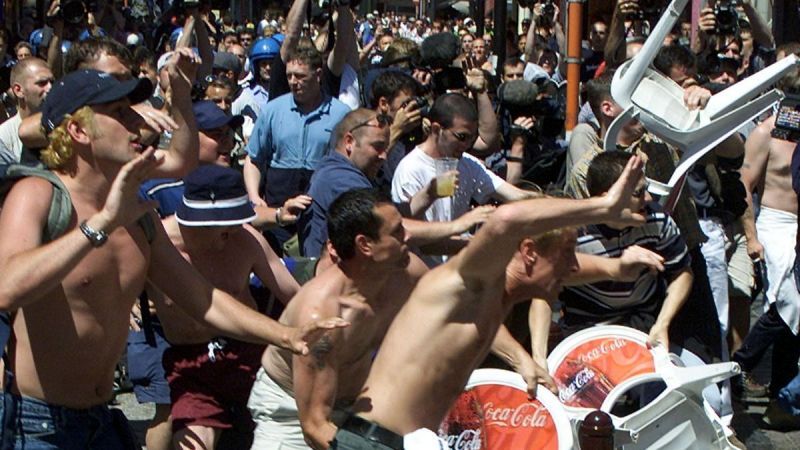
top-left (282, 0), bottom-right (312, 61)
top-left (327, 5), bottom-right (354, 77)
top-left (456, 155), bottom-right (646, 285)
top-left (150, 48), bottom-right (200, 178)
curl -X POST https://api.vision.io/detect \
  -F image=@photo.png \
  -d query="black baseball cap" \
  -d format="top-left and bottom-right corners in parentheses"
top-left (41, 69), bottom-right (153, 133)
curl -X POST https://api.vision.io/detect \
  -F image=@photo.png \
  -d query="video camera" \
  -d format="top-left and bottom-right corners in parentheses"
top-left (48, 0), bottom-right (97, 26)
top-left (498, 80), bottom-right (564, 138)
top-left (771, 94), bottom-right (800, 143)
top-left (399, 95), bottom-right (430, 147)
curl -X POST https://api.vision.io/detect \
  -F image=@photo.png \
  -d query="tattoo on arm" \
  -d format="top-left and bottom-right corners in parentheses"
top-left (310, 335), bottom-right (333, 370)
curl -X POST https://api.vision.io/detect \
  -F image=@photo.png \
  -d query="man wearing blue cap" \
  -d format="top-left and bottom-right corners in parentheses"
top-left (0, 69), bottom-right (346, 448)
top-left (154, 164), bottom-right (304, 450)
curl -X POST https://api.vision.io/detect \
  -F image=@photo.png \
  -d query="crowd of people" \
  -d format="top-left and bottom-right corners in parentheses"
top-left (0, 0), bottom-right (798, 448)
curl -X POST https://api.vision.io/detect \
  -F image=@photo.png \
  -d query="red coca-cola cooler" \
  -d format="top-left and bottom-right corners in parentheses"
top-left (547, 325), bottom-right (657, 411)
top-left (437, 368), bottom-right (574, 450)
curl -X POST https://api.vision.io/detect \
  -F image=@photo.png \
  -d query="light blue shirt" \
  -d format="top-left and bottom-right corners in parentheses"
top-left (246, 92), bottom-right (350, 171)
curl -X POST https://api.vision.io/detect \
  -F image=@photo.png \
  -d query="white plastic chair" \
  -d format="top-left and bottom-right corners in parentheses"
top-left (605, 0), bottom-right (798, 210)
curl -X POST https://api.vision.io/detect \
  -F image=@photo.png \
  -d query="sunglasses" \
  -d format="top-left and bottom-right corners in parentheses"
top-left (348, 114), bottom-right (393, 134)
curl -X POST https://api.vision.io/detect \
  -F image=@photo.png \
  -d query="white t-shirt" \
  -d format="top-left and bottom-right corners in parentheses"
top-left (391, 147), bottom-right (505, 223)
top-left (0, 114), bottom-right (23, 163)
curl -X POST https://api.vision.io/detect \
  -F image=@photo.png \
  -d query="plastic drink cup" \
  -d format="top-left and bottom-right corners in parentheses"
top-left (435, 157), bottom-right (458, 197)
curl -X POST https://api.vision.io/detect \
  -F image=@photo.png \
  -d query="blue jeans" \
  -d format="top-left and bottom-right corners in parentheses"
top-left (0, 393), bottom-right (138, 449)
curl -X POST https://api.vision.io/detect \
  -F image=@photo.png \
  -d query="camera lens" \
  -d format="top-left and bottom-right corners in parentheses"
top-left (62, 0), bottom-right (87, 25)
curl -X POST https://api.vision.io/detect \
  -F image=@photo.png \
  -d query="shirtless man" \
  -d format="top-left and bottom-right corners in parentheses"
top-left (735, 54), bottom-right (800, 413)
top-left (149, 164), bottom-right (303, 449)
top-left (0, 67), bottom-right (343, 447)
top-left (338, 156), bottom-right (648, 448)
top-left (249, 188), bottom-right (428, 450)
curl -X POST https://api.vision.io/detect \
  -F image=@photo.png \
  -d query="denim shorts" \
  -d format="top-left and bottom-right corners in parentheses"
top-left (0, 393), bottom-right (138, 449)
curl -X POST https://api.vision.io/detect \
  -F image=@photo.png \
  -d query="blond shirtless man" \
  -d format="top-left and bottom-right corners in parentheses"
top-left (0, 66), bottom-right (343, 448)
top-left (248, 188), bottom-right (428, 450)
top-left (734, 58), bottom-right (800, 410)
top-left (335, 156), bottom-right (648, 449)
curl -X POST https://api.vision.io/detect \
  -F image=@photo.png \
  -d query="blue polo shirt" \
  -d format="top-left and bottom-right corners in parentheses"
top-left (247, 92), bottom-right (349, 170)
top-left (298, 152), bottom-right (374, 257)
top-left (247, 92), bottom-right (350, 205)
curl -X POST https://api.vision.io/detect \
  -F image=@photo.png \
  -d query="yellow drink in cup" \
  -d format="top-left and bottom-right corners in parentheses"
top-left (435, 157), bottom-right (459, 197)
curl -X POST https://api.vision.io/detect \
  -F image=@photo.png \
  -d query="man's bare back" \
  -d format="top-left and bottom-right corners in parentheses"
top-left (744, 116), bottom-right (798, 215)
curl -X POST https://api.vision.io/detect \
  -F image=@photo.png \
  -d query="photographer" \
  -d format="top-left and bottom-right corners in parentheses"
top-left (693, 0), bottom-right (774, 77)
top-left (492, 72), bottom-right (566, 188)
top-left (524, 0), bottom-right (565, 80)
top-left (605, 0), bottom-right (648, 70)
top-left (367, 70), bottom-right (424, 190)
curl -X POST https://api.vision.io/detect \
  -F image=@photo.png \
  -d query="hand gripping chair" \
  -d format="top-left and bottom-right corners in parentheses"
top-left (604, 0), bottom-right (798, 211)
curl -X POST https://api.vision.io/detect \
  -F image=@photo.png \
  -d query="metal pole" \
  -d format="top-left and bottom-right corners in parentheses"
top-left (565, 0), bottom-right (584, 131)
top-left (476, 0), bottom-right (485, 37)
top-left (493, 0), bottom-right (507, 77)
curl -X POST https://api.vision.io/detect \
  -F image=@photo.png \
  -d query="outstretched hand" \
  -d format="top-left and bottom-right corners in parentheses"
top-left (616, 245), bottom-right (665, 281)
top-left (603, 155), bottom-right (647, 227)
top-left (287, 317), bottom-right (350, 356)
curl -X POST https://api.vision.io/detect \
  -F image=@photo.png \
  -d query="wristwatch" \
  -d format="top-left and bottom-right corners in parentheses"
top-left (79, 220), bottom-right (109, 248)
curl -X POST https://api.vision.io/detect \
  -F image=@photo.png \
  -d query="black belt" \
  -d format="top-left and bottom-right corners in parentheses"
top-left (339, 415), bottom-right (404, 450)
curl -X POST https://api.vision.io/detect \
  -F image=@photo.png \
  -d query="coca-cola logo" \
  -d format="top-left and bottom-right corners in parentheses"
top-left (483, 402), bottom-right (550, 428)
top-left (558, 367), bottom-right (595, 403)
top-left (443, 429), bottom-right (482, 450)
top-left (576, 338), bottom-right (628, 364)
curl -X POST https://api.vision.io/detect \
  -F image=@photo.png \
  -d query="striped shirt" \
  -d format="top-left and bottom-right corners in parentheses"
top-left (560, 205), bottom-right (690, 322)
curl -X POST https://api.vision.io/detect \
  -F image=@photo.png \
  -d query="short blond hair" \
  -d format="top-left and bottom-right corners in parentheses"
top-left (40, 106), bottom-right (96, 172)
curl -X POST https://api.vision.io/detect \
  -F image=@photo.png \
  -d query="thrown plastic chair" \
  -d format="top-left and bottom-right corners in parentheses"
top-left (605, 0), bottom-right (798, 211)
top-left (547, 326), bottom-right (740, 449)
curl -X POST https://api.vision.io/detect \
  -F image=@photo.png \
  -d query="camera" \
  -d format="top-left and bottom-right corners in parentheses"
top-left (540, 0), bottom-right (556, 20)
top-left (400, 96), bottom-right (430, 147)
top-left (48, 0), bottom-right (94, 26)
top-left (771, 94), bottom-right (800, 143)
top-left (621, 0), bottom-right (663, 24)
top-left (713, 0), bottom-right (740, 35)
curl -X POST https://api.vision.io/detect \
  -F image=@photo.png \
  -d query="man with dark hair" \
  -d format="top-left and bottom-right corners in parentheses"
top-left (249, 188), bottom-right (428, 450)
top-left (391, 93), bottom-right (534, 265)
top-left (0, 57), bottom-right (53, 164)
top-left (566, 68), bottom-right (726, 374)
top-left (368, 70), bottom-right (423, 188)
top-left (557, 151), bottom-right (693, 349)
top-left (0, 69), bottom-right (344, 448)
top-left (243, 43), bottom-right (350, 249)
top-left (335, 157), bottom-right (648, 448)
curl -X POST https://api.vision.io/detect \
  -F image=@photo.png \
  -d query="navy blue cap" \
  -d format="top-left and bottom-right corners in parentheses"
top-left (41, 69), bottom-right (153, 133)
top-left (193, 100), bottom-right (244, 131)
top-left (176, 165), bottom-right (256, 227)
